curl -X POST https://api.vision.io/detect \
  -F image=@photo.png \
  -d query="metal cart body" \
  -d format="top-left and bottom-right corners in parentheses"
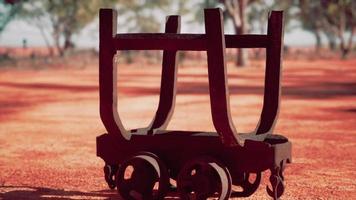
top-left (97, 8), bottom-right (291, 200)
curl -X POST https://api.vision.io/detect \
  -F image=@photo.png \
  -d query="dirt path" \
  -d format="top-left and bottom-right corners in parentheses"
top-left (0, 59), bottom-right (355, 199)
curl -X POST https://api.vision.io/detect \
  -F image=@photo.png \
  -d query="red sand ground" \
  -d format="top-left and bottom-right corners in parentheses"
top-left (0, 58), bottom-right (355, 199)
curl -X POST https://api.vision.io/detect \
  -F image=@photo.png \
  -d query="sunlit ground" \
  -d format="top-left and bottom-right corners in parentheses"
top-left (0, 57), bottom-right (355, 199)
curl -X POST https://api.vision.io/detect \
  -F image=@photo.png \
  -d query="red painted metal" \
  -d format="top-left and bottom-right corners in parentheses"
top-left (147, 15), bottom-right (180, 134)
top-left (97, 8), bottom-right (291, 200)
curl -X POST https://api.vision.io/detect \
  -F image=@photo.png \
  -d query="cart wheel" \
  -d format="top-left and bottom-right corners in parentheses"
top-left (104, 164), bottom-right (118, 189)
top-left (116, 152), bottom-right (169, 200)
top-left (231, 172), bottom-right (261, 197)
top-left (177, 157), bottom-right (232, 200)
top-left (266, 165), bottom-right (285, 200)
top-left (266, 174), bottom-right (284, 200)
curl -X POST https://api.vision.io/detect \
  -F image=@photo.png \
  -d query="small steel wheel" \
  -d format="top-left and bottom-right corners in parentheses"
top-left (231, 172), bottom-right (261, 197)
top-left (177, 157), bottom-right (232, 200)
top-left (267, 161), bottom-right (287, 200)
top-left (267, 175), bottom-right (284, 200)
top-left (116, 152), bottom-right (169, 200)
top-left (104, 164), bottom-right (119, 189)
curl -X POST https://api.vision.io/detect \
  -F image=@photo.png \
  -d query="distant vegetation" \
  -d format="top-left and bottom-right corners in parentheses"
top-left (0, 0), bottom-right (355, 65)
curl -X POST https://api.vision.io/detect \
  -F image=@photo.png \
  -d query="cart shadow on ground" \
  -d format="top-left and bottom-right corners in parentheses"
top-left (0, 185), bottom-right (182, 200)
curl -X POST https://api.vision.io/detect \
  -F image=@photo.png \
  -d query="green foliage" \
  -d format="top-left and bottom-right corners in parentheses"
top-left (18, 0), bottom-right (118, 56)
top-left (0, 0), bottom-right (23, 34)
top-left (17, 0), bottom-right (174, 56)
top-left (322, 0), bottom-right (355, 57)
top-left (321, 0), bottom-right (355, 31)
top-left (193, 0), bottom-right (221, 23)
top-left (247, 1), bottom-right (269, 33)
top-left (297, 0), bottom-right (355, 57)
top-left (6, 0), bottom-right (353, 59)
top-left (116, 0), bottom-right (170, 32)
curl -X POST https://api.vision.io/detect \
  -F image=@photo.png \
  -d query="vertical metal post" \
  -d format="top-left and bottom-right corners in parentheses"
top-left (205, 8), bottom-right (239, 147)
top-left (148, 16), bottom-right (180, 133)
top-left (256, 11), bottom-right (283, 135)
top-left (99, 9), bottom-right (129, 140)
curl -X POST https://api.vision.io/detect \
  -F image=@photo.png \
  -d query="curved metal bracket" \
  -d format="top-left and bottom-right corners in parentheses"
top-left (204, 9), bottom-right (284, 146)
top-left (99, 9), bottom-right (180, 140)
top-left (147, 15), bottom-right (181, 134)
top-left (99, 8), bottom-right (284, 146)
top-left (204, 8), bottom-right (242, 147)
top-left (255, 11), bottom-right (283, 135)
top-left (99, 9), bottom-right (129, 141)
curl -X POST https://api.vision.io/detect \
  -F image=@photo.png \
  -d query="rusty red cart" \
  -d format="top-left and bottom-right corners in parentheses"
top-left (97, 8), bottom-right (291, 200)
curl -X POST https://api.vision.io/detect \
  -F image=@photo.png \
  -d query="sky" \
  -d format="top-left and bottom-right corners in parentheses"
top-left (0, 14), bottom-right (317, 49)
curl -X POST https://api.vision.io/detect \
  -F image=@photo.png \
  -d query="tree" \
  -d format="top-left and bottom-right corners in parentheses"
top-left (221, 0), bottom-right (249, 66)
top-left (114, 0), bottom-right (170, 63)
top-left (220, 0), bottom-right (278, 66)
top-left (0, 0), bottom-right (22, 34)
top-left (299, 0), bottom-right (325, 53)
top-left (19, 0), bottom-right (170, 58)
top-left (19, 0), bottom-right (117, 57)
top-left (194, 0), bottom-right (220, 22)
top-left (247, 1), bottom-right (269, 59)
top-left (115, 0), bottom-right (170, 33)
top-left (297, 0), bottom-right (355, 58)
top-left (321, 0), bottom-right (355, 59)
top-left (194, 0), bottom-right (290, 66)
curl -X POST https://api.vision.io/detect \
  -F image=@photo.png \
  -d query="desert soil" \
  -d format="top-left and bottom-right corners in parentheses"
top-left (0, 58), bottom-right (355, 199)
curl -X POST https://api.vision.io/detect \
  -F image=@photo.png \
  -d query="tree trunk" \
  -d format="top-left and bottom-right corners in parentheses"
top-left (341, 27), bottom-right (355, 59)
top-left (35, 20), bottom-right (54, 57)
top-left (325, 32), bottom-right (337, 51)
top-left (235, 26), bottom-right (248, 66)
top-left (235, 0), bottom-right (248, 67)
top-left (336, 8), bottom-right (354, 60)
top-left (64, 28), bottom-right (74, 51)
top-left (341, 48), bottom-right (349, 59)
top-left (53, 31), bottom-right (64, 57)
top-left (314, 30), bottom-right (322, 54)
